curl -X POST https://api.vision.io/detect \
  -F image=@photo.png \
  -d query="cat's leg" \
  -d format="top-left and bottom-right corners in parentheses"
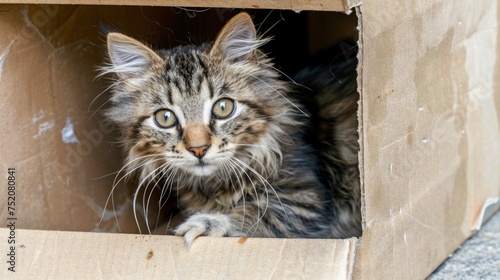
top-left (174, 212), bottom-right (245, 247)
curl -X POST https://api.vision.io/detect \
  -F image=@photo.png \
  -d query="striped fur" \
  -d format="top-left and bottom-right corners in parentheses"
top-left (102, 13), bottom-right (361, 246)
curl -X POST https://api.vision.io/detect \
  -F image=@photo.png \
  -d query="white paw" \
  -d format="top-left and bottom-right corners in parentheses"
top-left (175, 212), bottom-right (244, 248)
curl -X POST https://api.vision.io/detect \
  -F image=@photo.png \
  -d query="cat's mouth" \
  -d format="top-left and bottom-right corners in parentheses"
top-left (189, 160), bottom-right (218, 176)
top-left (196, 160), bottom-right (207, 167)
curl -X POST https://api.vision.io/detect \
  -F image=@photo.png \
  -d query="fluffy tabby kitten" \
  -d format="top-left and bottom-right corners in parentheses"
top-left (102, 12), bottom-right (361, 247)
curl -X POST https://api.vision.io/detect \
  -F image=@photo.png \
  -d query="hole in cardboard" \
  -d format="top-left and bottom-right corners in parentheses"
top-left (1, 5), bottom-right (360, 239)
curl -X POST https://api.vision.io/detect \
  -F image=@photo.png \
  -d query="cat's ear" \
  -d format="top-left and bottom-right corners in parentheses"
top-left (210, 13), bottom-right (264, 62)
top-left (106, 33), bottom-right (163, 79)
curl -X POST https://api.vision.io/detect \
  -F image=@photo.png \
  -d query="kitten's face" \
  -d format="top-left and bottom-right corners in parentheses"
top-left (104, 13), bottom-right (290, 179)
top-left (131, 50), bottom-right (270, 177)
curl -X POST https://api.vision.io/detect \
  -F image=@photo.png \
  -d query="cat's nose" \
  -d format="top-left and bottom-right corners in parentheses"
top-left (187, 145), bottom-right (210, 159)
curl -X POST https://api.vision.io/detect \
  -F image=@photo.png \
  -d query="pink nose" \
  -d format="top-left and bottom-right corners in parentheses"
top-left (187, 145), bottom-right (210, 159)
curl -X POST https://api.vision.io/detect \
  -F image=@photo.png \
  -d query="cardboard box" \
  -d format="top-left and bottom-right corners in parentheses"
top-left (1, 1), bottom-right (499, 279)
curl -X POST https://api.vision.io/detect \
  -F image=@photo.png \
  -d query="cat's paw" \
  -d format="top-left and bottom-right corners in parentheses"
top-left (175, 212), bottom-right (244, 248)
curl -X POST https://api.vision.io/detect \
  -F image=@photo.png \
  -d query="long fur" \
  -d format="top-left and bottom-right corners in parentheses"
top-left (102, 13), bottom-right (361, 246)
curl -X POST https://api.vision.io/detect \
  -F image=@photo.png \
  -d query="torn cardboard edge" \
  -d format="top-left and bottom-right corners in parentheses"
top-left (1, 0), bottom-right (356, 12)
top-left (1, 228), bottom-right (357, 279)
top-left (473, 197), bottom-right (500, 230)
top-left (355, 5), bottom-right (366, 230)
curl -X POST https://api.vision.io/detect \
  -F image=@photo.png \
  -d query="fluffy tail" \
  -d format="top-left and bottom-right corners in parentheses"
top-left (293, 43), bottom-right (361, 238)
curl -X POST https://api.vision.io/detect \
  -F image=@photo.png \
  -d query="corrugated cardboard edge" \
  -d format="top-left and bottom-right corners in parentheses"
top-left (346, 0), bottom-right (363, 10)
top-left (0, 0), bottom-right (350, 12)
top-left (1, 228), bottom-right (357, 279)
top-left (355, 5), bottom-right (366, 232)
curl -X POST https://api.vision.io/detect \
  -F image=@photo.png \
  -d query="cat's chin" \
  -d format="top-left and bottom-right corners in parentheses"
top-left (186, 164), bottom-right (218, 177)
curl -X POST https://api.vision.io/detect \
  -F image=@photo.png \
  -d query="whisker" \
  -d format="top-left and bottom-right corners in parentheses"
top-left (227, 157), bottom-right (264, 236)
top-left (145, 162), bottom-right (174, 234)
top-left (248, 73), bottom-right (309, 117)
top-left (85, 79), bottom-right (126, 125)
top-left (135, 160), bottom-right (173, 234)
top-left (232, 156), bottom-right (290, 224)
top-left (257, 61), bottom-right (313, 92)
top-left (91, 170), bottom-right (121, 180)
top-left (232, 143), bottom-right (281, 158)
top-left (159, 167), bottom-right (179, 210)
top-left (238, 151), bottom-right (277, 179)
top-left (98, 154), bottom-right (158, 229)
top-left (162, 211), bottom-right (176, 235)
top-left (255, 10), bottom-right (274, 34)
top-left (223, 159), bottom-right (247, 231)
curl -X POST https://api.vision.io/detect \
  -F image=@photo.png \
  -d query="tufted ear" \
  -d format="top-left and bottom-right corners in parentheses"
top-left (210, 13), bottom-right (265, 62)
top-left (106, 32), bottom-right (163, 79)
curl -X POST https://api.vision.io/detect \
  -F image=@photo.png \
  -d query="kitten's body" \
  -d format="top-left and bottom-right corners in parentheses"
top-left (103, 13), bottom-right (360, 246)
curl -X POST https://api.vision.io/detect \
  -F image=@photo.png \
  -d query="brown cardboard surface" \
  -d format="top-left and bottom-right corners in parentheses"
top-left (0, 5), bottom-right (163, 234)
top-left (0, 0), bottom-right (352, 12)
top-left (0, 228), bottom-right (357, 279)
top-left (354, 0), bottom-right (500, 279)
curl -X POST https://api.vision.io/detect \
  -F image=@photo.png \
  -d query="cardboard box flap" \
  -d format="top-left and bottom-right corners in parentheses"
top-left (2, 228), bottom-right (357, 279)
top-left (0, 0), bottom-right (354, 12)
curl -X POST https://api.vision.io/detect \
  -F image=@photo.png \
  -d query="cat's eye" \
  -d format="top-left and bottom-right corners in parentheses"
top-left (154, 109), bottom-right (178, 128)
top-left (212, 98), bottom-right (235, 119)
